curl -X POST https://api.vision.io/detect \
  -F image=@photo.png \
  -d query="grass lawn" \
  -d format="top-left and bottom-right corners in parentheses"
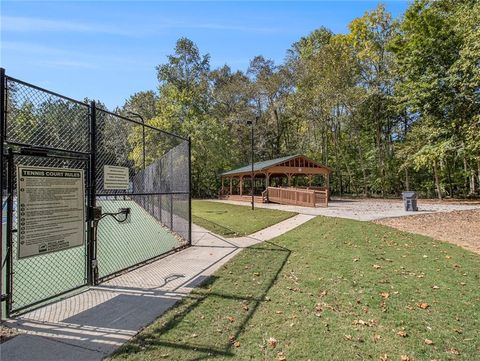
top-left (109, 217), bottom-right (480, 360)
top-left (191, 200), bottom-right (297, 236)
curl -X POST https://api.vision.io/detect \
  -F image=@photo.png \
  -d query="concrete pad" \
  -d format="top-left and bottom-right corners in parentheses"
top-left (0, 335), bottom-right (104, 361)
top-left (63, 293), bottom-right (177, 330)
top-left (249, 214), bottom-right (316, 241)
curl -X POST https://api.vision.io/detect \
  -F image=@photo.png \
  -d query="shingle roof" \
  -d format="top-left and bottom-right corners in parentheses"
top-left (221, 155), bottom-right (300, 176)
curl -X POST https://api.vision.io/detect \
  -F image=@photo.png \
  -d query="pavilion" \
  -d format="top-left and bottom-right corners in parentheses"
top-left (220, 154), bottom-right (332, 207)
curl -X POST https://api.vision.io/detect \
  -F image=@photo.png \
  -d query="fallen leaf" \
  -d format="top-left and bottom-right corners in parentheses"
top-left (234, 341), bottom-right (241, 348)
top-left (229, 335), bottom-right (235, 343)
top-left (373, 334), bottom-right (381, 342)
top-left (424, 339), bottom-right (434, 345)
top-left (446, 348), bottom-right (460, 355)
top-left (191, 333), bottom-right (198, 338)
top-left (227, 316), bottom-right (235, 323)
top-left (278, 351), bottom-right (286, 361)
top-left (380, 292), bottom-right (390, 299)
top-left (380, 354), bottom-right (388, 361)
top-left (373, 264), bottom-right (382, 269)
top-left (344, 335), bottom-right (353, 341)
top-left (353, 258), bottom-right (359, 262)
top-left (268, 337), bottom-right (278, 349)
top-left (352, 319), bottom-right (375, 327)
top-left (432, 285), bottom-right (439, 289)
top-left (243, 305), bottom-right (249, 311)
top-left (397, 330), bottom-right (408, 337)
top-left (401, 355), bottom-right (410, 361)
top-left (276, 310), bottom-right (283, 314)
top-left (418, 303), bottom-right (429, 309)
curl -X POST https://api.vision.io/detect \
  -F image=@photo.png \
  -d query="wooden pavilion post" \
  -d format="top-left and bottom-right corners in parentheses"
top-left (239, 176), bottom-right (244, 196)
top-left (307, 174), bottom-right (313, 187)
top-left (229, 177), bottom-right (233, 195)
top-left (287, 174), bottom-right (292, 187)
top-left (325, 173), bottom-right (330, 199)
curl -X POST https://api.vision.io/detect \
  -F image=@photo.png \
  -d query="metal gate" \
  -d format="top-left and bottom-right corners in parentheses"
top-left (0, 68), bottom-right (191, 317)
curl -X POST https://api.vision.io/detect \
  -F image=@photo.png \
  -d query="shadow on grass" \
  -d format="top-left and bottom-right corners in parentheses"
top-left (192, 215), bottom-right (238, 236)
top-left (112, 240), bottom-right (291, 361)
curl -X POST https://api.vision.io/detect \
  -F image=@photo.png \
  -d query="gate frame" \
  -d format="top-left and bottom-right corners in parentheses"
top-left (0, 68), bottom-right (192, 317)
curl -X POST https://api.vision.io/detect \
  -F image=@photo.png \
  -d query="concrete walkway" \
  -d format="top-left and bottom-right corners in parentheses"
top-left (0, 214), bottom-right (314, 361)
top-left (213, 198), bottom-right (480, 221)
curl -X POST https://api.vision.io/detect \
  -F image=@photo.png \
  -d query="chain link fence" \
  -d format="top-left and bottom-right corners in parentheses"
top-left (1, 70), bottom-right (191, 316)
top-left (2, 76), bottom-right (90, 314)
top-left (95, 109), bottom-right (190, 281)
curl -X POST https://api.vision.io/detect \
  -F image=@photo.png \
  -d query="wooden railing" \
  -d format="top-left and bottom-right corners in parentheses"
top-left (297, 186), bottom-right (330, 200)
top-left (266, 187), bottom-right (328, 207)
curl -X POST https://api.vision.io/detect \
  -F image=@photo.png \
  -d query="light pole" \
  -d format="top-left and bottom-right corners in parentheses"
top-left (126, 111), bottom-right (146, 171)
top-left (246, 118), bottom-right (255, 210)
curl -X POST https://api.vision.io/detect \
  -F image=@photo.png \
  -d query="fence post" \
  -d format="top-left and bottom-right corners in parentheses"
top-left (0, 68), bottom-right (5, 319)
top-left (188, 137), bottom-right (192, 246)
top-left (5, 149), bottom-right (13, 317)
top-left (87, 101), bottom-right (97, 285)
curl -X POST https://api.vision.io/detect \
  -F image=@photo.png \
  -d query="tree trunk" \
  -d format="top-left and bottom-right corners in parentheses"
top-left (433, 160), bottom-right (442, 200)
top-left (469, 169), bottom-right (476, 195)
top-left (478, 159), bottom-right (480, 193)
top-left (405, 168), bottom-right (410, 191)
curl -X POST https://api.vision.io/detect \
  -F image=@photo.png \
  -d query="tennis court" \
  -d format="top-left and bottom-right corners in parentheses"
top-left (3, 197), bottom-right (186, 313)
top-left (0, 70), bottom-right (191, 317)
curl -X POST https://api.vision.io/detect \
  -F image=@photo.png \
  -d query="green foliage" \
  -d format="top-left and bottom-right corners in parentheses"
top-left (123, 1), bottom-right (479, 198)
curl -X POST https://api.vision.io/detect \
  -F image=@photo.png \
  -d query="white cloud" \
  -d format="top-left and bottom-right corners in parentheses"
top-left (1, 16), bottom-right (132, 35)
top-left (1, 41), bottom-right (154, 70)
top-left (1, 15), bottom-right (282, 37)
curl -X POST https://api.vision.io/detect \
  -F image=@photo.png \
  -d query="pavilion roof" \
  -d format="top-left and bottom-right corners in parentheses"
top-left (221, 154), bottom-right (331, 176)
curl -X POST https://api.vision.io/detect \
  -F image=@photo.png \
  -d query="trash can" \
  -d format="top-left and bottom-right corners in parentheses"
top-left (402, 191), bottom-right (418, 211)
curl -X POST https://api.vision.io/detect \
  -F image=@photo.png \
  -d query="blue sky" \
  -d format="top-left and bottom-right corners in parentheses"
top-left (1, 1), bottom-right (409, 109)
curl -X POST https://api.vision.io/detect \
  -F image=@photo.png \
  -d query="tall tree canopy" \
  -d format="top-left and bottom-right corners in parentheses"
top-left (122, 0), bottom-right (480, 198)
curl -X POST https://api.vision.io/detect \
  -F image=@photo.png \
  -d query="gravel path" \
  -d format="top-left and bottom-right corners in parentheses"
top-left (214, 198), bottom-right (480, 221)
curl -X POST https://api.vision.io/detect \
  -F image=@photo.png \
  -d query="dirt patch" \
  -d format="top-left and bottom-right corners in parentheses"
top-left (375, 209), bottom-right (480, 254)
top-left (0, 325), bottom-right (18, 344)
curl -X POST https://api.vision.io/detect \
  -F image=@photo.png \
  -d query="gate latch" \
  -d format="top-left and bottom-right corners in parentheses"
top-left (89, 206), bottom-right (103, 221)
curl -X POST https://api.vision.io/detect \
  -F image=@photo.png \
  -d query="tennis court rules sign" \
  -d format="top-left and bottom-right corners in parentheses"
top-left (17, 166), bottom-right (85, 259)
